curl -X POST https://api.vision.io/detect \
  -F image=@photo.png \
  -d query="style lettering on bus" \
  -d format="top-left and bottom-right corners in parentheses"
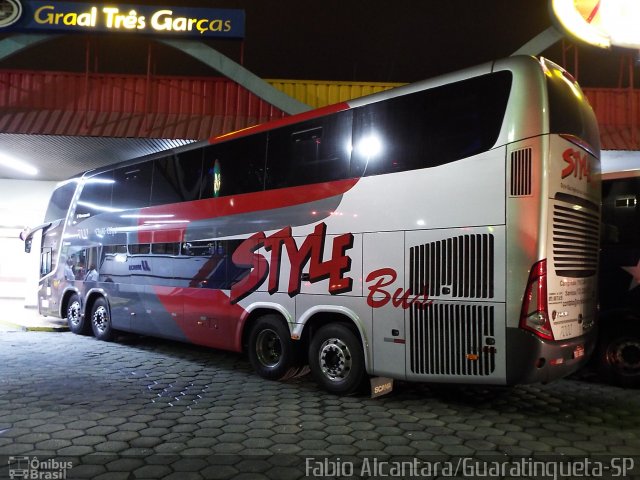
top-left (365, 268), bottom-right (433, 310)
top-left (230, 222), bottom-right (354, 304)
top-left (561, 148), bottom-right (591, 183)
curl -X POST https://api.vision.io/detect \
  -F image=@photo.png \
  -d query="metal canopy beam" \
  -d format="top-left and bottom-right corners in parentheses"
top-left (0, 33), bottom-right (57, 62)
top-left (159, 38), bottom-right (312, 115)
top-left (511, 26), bottom-right (564, 56)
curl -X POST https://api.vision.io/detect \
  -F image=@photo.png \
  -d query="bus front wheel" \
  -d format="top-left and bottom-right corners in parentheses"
top-left (248, 315), bottom-right (300, 381)
top-left (66, 293), bottom-right (91, 335)
top-left (308, 323), bottom-right (366, 395)
top-left (90, 297), bottom-right (114, 342)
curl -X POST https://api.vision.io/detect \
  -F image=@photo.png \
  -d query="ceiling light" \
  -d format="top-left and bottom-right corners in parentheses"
top-left (0, 152), bottom-right (38, 176)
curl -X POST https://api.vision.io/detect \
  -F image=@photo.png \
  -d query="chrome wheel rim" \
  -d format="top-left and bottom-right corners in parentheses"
top-left (67, 300), bottom-right (81, 327)
top-left (255, 329), bottom-right (282, 368)
top-left (318, 338), bottom-right (352, 382)
top-left (92, 305), bottom-right (109, 334)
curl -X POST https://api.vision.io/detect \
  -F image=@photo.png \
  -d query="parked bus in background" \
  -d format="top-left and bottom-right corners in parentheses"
top-left (23, 56), bottom-right (601, 395)
top-left (595, 163), bottom-right (640, 387)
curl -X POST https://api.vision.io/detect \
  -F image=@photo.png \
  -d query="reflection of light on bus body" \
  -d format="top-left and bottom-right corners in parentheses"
top-left (356, 134), bottom-right (383, 159)
top-left (554, 70), bottom-right (583, 100)
top-left (213, 160), bottom-right (221, 197)
top-left (143, 220), bottom-right (190, 225)
top-left (121, 214), bottom-right (174, 219)
top-left (84, 177), bottom-right (115, 185)
top-left (76, 201), bottom-right (123, 213)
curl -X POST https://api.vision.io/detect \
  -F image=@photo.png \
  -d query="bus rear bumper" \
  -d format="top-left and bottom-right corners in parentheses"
top-left (505, 327), bottom-right (596, 385)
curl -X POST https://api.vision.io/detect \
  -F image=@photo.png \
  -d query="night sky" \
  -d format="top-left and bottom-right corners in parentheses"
top-left (0, 0), bottom-right (632, 87)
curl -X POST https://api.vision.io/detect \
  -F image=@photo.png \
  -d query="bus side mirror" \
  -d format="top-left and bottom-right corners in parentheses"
top-left (20, 229), bottom-right (32, 253)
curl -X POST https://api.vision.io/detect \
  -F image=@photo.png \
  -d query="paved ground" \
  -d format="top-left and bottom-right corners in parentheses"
top-left (0, 329), bottom-right (639, 480)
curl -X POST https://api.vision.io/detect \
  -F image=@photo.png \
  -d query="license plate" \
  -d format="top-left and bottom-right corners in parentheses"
top-left (573, 345), bottom-right (585, 359)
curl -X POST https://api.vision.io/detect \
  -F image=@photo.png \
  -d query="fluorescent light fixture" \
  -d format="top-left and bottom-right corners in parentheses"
top-left (0, 152), bottom-right (38, 176)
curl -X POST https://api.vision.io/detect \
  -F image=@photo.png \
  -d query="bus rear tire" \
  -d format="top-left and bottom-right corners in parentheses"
top-left (597, 321), bottom-right (640, 388)
top-left (66, 293), bottom-right (91, 335)
top-left (90, 297), bottom-right (114, 342)
top-left (308, 323), bottom-right (366, 395)
top-left (248, 315), bottom-right (300, 381)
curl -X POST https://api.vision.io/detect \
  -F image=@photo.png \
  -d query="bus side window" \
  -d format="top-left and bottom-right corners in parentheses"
top-left (75, 171), bottom-right (114, 221)
top-left (201, 133), bottom-right (267, 199)
top-left (112, 162), bottom-right (153, 211)
top-left (129, 244), bottom-right (151, 255)
top-left (265, 111), bottom-right (352, 190)
top-left (152, 242), bottom-right (180, 256)
top-left (104, 245), bottom-right (127, 255)
top-left (40, 247), bottom-right (52, 277)
top-left (150, 151), bottom-right (203, 205)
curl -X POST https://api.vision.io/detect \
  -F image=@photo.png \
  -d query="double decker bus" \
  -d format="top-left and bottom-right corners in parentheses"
top-left (24, 56), bottom-right (600, 395)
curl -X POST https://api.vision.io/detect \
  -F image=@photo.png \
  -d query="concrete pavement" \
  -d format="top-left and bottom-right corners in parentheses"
top-left (0, 327), bottom-right (639, 479)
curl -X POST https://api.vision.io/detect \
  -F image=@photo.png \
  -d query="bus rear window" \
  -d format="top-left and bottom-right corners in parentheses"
top-left (547, 71), bottom-right (601, 154)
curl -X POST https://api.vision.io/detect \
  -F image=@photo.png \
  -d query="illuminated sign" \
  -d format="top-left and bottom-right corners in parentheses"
top-left (551, 0), bottom-right (640, 49)
top-left (0, 1), bottom-right (245, 38)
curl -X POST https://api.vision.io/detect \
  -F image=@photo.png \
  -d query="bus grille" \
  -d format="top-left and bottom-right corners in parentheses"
top-left (552, 197), bottom-right (599, 278)
top-left (409, 234), bottom-right (494, 299)
top-left (510, 147), bottom-right (532, 197)
top-left (409, 303), bottom-right (496, 376)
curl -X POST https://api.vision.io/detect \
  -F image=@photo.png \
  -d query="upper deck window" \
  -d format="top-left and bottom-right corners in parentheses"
top-left (351, 72), bottom-right (512, 177)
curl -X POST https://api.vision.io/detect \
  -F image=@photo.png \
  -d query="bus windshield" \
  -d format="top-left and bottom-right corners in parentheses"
top-left (546, 68), bottom-right (601, 155)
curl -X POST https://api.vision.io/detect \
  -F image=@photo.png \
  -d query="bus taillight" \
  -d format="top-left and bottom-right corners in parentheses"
top-left (520, 259), bottom-right (555, 341)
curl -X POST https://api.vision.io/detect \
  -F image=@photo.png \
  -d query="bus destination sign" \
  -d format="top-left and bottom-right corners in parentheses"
top-left (0, 0), bottom-right (245, 38)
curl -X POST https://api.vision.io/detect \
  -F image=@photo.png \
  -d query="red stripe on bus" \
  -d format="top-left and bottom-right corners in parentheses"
top-left (208, 102), bottom-right (350, 144)
top-left (153, 286), bottom-right (247, 351)
top-left (136, 178), bottom-right (358, 243)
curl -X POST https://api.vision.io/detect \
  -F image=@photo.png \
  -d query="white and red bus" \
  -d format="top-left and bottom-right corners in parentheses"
top-left (25, 56), bottom-right (601, 394)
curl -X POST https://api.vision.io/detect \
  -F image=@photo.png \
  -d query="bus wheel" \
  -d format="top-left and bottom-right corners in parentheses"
top-left (308, 323), bottom-right (366, 395)
top-left (66, 293), bottom-right (91, 335)
top-left (248, 315), bottom-right (299, 380)
top-left (90, 297), bottom-right (114, 342)
top-left (598, 323), bottom-right (640, 388)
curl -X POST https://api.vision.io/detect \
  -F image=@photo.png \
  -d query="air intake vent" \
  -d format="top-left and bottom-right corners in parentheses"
top-left (409, 303), bottom-right (496, 376)
top-left (409, 234), bottom-right (494, 299)
top-left (510, 148), bottom-right (532, 196)
top-left (553, 195), bottom-right (599, 278)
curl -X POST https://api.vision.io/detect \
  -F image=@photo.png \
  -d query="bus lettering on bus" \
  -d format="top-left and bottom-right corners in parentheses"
top-left (562, 147), bottom-right (592, 183)
top-left (230, 222), bottom-right (354, 304)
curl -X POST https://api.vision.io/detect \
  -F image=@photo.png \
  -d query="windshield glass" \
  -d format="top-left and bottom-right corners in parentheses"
top-left (546, 68), bottom-right (601, 155)
top-left (44, 179), bottom-right (78, 222)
